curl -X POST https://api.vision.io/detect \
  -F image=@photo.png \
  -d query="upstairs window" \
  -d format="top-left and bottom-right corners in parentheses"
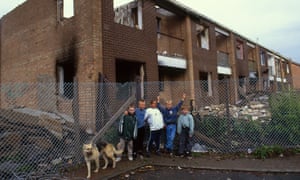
top-left (57, 0), bottom-right (74, 21)
top-left (236, 40), bottom-right (244, 59)
top-left (260, 51), bottom-right (266, 66)
top-left (196, 24), bottom-right (210, 50)
top-left (275, 58), bottom-right (281, 78)
top-left (286, 63), bottom-right (290, 74)
top-left (63, 0), bottom-right (74, 18)
top-left (156, 17), bottom-right (161, 38)
top-left (114, 0), bottom-right (143, 29)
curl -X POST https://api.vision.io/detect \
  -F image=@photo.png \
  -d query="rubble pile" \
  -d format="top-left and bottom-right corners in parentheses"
top-left (0, 108), bottom-right (78, 177)
top-left (198, 95), bottom-right (271, 122)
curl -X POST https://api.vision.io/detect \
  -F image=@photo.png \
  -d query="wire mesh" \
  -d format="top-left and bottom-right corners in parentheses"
top-left (0, 80), bottom-right (299, 178)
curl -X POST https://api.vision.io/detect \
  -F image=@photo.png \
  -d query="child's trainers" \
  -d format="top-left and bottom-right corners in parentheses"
top-left (128, 156), bottom-right (133, 161)
top-left (115, 157), bottom-right (122, 162)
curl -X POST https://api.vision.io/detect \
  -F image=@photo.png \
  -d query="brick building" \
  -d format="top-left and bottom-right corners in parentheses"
top-left (0, 0), bottom-right (297, 131)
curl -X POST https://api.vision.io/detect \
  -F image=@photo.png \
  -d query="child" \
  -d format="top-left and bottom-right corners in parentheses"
top-left (133, 99), bottom-right (147, 158)
top-left (116, 105), bottom-right (138, 161)
top-left (144, 100), bottom-right (164, 157)
top-left (177, 106), bottom-right (194, 158)
top-left (157, 93), bottom-right (186, 155)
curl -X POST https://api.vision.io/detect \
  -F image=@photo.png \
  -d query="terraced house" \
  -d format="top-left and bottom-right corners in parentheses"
top-left (0, 0), bottom-right (298, 132)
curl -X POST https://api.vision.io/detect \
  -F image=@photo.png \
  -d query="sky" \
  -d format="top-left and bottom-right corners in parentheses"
top-left (1, 0), bottom-right (299, 63)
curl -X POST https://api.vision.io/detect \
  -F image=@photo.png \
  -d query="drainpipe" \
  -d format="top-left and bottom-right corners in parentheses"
top-left (229, 33), bottom-right (238, 103)
top-left (255, 45), bottom-right (262, 91)
top-left (185, 16), bottom-right (195, 108)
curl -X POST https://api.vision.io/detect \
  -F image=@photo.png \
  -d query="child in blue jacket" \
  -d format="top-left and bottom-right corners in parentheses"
top-left (157, 93), bottom-right (186, 155)
top-left (177, 106), bottom-right (194, 158)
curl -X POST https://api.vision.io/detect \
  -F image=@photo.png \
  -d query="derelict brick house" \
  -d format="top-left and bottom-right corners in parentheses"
top-left (0, 0), bottom-right (295, 132)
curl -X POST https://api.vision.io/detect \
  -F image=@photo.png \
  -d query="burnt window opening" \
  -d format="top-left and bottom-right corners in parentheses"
top-left (249, 72), bottom-right (258, 85)
top-left (275, 58), bottom-right (281, 78)
top-left (156, 17), bottom-right (161, 38)
top-left (114, 0), bottom-right (143, 29)
top-left (200, 72), bottom-right (212, 96)
top-left (236, 40), bottom-right (244, 60)
top-left (57, 0), bottom-right (74, 22)
top-left (57, 61), bottom-right (74, 99)
top-left (115, 60), bottom-right (144, 100)
top-left (260, 51), bottom-right (266, 66)
top-left (239, 76), bottom-right (246, 87)
top-left (196, 24), bottom-right (210, 50)
top-left (286, 63), bottom-right (290, 74)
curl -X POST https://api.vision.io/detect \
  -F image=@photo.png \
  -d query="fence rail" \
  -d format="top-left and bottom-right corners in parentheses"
top-left (0, 80), bottom-right (299, 178)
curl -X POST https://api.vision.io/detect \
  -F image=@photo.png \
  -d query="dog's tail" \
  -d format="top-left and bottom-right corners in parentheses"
top-left (113, 147), bottom-right (123, 155)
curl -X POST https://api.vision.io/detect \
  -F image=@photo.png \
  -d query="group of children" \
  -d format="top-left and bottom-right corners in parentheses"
top-left (116, 93), bottom-right (195, 161)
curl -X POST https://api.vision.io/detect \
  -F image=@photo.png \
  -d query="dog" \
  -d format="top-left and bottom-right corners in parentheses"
top-left (82, 141), bottom-right (123, 179)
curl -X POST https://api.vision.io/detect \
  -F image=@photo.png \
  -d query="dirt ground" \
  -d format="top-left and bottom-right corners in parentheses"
top-left (65, 153), bottom-right (300, 180)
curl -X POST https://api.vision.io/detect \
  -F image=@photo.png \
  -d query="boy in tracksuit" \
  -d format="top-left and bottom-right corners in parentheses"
top-left (177, 106), bottom-right (194, 157)
top-left (117, 105), bottom-right (138, 161)
top-left (144, 100), bottom-right (164, 157)
top-left (157, 93), bottom-right (186, 155)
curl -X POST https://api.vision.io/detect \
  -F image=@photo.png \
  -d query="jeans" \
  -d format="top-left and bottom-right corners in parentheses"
top-left (165, 124), bottom-right (176, 151)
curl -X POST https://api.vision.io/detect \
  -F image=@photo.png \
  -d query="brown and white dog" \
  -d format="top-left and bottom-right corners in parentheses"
top-left (82, 142), bottom-right (123, 179)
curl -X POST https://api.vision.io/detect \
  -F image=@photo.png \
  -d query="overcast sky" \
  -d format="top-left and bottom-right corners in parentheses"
top-left (1, 0), bottom-right (299, 63)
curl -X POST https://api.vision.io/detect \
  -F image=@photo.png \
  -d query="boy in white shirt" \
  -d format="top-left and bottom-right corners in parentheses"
top-left (144, 100), bottom-right (164, 157)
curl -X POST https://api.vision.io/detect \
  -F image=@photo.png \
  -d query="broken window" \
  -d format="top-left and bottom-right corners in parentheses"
top-left (196, 24), bottom-right (210, 50)
top-left (236, 40), bottom-right (244, 59)
top-left (114, 0), bottom-right (143, 29)
top-left (275, 58), bottom-right (281, 78)
top-left (286, 63), bottom-right (290, 74)
top-left (263, 79), bottom-right (268, 90)
top-left (57, 0), bottom-right (74, 21)
top-left (63, 0), bottom-right (74, 18)
top-left (260, 51), bottom-right (266, 66)
top-left (156, 17), bottom-right (161, 38)
top-left (56, 62), bottom-right (74, 99)
top-left (200, 72), bottom-right (212, 96)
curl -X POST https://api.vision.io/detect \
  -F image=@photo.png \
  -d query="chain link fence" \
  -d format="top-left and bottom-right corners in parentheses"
top-left (0, 80), bottom-right (300, 178)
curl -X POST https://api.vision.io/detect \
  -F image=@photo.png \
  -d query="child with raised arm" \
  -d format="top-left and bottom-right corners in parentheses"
top-left (144, 100), bottom-right (164, 157)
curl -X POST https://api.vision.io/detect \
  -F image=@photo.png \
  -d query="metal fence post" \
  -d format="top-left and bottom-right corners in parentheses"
top-left (225, 78), bottom-right (233, 152)
top-left (72, 77), bottom-right (81, 164)
top-left (96, 73), bottom-right (104, 132)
